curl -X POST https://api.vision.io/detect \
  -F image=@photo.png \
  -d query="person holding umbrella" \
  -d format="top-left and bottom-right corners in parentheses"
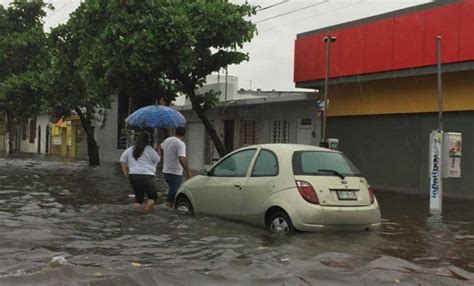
top-left (120, 132), bottom-right (160, 211)
top-left (124, 100), bottom-right (188, 208)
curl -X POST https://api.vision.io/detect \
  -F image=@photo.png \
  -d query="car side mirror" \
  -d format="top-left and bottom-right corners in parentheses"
top-left (199, 169), bottom-right (209, 176)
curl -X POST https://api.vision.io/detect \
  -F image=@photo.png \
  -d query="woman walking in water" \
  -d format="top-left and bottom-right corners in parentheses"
top-left (120, 132), bottom-right (161, 211)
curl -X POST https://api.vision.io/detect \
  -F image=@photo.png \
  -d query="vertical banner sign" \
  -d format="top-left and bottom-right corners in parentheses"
top-left (443, 132), bottom-right (462, 178)
top-left (429, 131), bottom-right (443, 214)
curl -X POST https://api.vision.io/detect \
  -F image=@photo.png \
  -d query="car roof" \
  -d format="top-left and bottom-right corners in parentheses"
top-left (244, 143), bottom-right (338, 153)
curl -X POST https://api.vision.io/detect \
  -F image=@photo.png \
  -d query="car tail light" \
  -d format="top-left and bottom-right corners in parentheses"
top-left (368, 186), bottom-right (375, 204)
top-left (296, 180), bottom-right (319, 204)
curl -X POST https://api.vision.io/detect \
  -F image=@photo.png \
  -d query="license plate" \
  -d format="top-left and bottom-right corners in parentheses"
top-left (337, 191), bottom-right (357, 200)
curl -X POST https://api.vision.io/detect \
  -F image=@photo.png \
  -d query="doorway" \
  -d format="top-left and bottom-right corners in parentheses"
top-left (45, 125), bottom-right (50, 153)
top-left (37, 125), bottom-right (41, 153)
top-left (297, 118), bottom-right (313, 145)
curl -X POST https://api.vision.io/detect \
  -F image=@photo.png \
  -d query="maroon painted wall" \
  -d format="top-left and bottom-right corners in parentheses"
top-left (294, 0), bottom-right (474, 83)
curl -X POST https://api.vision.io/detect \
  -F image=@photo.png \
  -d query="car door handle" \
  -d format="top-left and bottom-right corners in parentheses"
top-left (233, 183), bottom-right (242, 189)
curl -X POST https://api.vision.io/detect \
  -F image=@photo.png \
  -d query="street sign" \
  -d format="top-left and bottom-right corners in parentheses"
top-left (443, 132), bottom-right (462, 178)
top-left (429, 130), bottom-right (443, 214)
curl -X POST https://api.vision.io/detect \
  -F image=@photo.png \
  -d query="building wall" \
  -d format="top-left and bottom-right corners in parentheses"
top-left (180, 99), bottom-right (321, 169)
top-left (96, 95), bottom-right (123, 162)
top-left (328, 71), bottom-right (474, 116)
top-left (329, 112), bottom-right (474, 199)
top-left (36, 115), bottom-right (52, 154)
top-left (294, 0), bottom-right (474, 83)
top-left (19, 116), bottom-right (52, 154)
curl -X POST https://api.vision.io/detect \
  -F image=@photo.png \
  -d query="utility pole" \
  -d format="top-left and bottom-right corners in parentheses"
top-left (436, 36), bottom-right (443, 132)
top-left (320, 36), bottom-right (336, 148)
top-left (429, 36), bottom-right (444, 214)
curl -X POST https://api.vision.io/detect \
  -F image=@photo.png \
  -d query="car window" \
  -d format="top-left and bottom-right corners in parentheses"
top-left (212, 149), bottom-right (257, 177)
top-left (292, 151), bottom-right (361, 176)
top-left (251, 149), bottom-right (278, 177)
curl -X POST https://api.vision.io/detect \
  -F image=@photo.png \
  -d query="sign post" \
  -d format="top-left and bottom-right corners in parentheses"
top-left (429, 130), bottom-right (443, 214)
top-left (429, 36), bottom-right (444, 215)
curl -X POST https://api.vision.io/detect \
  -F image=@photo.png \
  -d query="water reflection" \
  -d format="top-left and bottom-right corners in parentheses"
top-left (0, 155), bottom-right (472, 285)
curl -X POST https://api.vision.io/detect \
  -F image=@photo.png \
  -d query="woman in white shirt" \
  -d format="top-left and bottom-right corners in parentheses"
top-left (120, 132), bottom-right (160, 211)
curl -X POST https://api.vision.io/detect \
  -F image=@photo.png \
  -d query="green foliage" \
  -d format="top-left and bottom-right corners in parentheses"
top-left (197, 89), bottom-right (221, 112)
top-left (0, 0), bottom-right (51, 117)
top-left (65, 0), bottom-right (256, 106)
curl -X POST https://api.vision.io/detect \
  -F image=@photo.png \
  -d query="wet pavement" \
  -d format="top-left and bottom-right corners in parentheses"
top-left (0, 154), bottom-right (473, 285)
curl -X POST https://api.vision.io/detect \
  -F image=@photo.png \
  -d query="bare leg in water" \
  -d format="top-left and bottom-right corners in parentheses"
top-left (144, 199), bottom-right (155, 211)
top-left (132, 203), bottom-right (143, 210)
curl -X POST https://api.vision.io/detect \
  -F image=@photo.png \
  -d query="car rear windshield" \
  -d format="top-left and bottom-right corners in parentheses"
top-left (292, 151), bottom-right (362, 176)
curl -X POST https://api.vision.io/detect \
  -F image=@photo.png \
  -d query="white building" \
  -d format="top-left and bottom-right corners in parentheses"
top-left (178, 91), bottom-right (320, 171)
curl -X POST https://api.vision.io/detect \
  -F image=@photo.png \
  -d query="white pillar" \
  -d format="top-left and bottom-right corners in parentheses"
top-left (429, 130), bottom-right (443, 214)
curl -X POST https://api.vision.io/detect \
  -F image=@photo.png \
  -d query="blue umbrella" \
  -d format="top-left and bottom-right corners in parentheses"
top-left (125, 105), bottom-right (186, 129)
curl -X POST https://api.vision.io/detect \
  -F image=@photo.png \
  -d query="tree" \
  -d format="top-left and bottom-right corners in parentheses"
top-left (47, 23), bottom-right (104, 165)
top-left (163, 1), bottom-right (257, 157)
top-left (0, 0), bottom-right (51, 154)
top-left (66, 0), bottom-right (257, 158)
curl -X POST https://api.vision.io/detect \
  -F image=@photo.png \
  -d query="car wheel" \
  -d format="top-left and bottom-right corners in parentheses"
top-left (267, 211), bottom-right (295, 234)
top-left (175, 196), bottom-right (194, 215)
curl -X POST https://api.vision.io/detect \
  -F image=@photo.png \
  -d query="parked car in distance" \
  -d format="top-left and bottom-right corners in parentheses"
top-left (174, 144), bottom-right (382, 233)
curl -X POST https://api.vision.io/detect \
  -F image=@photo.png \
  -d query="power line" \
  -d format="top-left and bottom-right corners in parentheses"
top-left (46, 0), bottom-right (75, 20)
top-left (258, 0), bottom-right (365, 33)
top-left (256, 0), bottom-right (289, 12)
top-left (255, 0), bottom-right (329, 24)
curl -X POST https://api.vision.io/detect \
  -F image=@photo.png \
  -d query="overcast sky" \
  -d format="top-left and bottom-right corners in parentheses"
top-left (2, 0), bottom-right (433, 91)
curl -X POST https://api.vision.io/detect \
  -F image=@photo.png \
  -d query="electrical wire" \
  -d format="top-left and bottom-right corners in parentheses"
top-left (258, 0), bottom-right (365, 33)
top-left (254, 0), bottom-right (329, 24)
top-left (256, 0), bottom-right (289, 12)
top-left (46, 0), bottom-right (75, 19)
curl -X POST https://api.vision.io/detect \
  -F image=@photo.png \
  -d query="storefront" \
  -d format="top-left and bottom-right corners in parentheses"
top-left (293, 0), bottom-right (474, 197)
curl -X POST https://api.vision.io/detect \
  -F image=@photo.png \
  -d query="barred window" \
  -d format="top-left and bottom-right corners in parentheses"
top-left (271, 120), bottom-right (290, 143)
top-left (29, 120), bottom-right (36, 144)
top-left (240, 121), bottom-right (256, 146)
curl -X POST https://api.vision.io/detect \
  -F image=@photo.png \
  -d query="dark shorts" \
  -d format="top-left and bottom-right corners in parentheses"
top-left (164, 173), bottom-right (182, 203)
top-left (128, 174), bottom-right (158, 204)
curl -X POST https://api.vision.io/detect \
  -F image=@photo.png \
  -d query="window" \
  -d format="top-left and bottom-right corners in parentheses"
top-left (211, 149), bottom-right (256, 177)
top-left (271, 120), bottom-right (290, 143)
top-left (21, 122), bottom-right (27, 141)
top-left (29, 120), bottom-right (36, 143)
top-left (292, 151), bottom-right (362, 177)
top-left (251, 149), bottom-right (278, 177)
top-left (240, 120), bottom-right (256, 146)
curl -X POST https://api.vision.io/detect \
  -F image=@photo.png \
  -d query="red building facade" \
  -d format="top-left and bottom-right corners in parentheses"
top-left (294, 0), bottom-right (474, 85)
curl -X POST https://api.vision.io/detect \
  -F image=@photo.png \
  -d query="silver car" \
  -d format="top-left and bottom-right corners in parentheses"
top-left (174, 144), bottom-right (382, 233)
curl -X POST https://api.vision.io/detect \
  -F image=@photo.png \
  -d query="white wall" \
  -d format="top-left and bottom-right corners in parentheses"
top-left (19, 115), bottom-right (53, 154)
top-left (36, 115), bottom-right (52, 154)
top-left (96, 95), bottom-right (123, 163)
top-left (179, 99), bottom-right (321, 170)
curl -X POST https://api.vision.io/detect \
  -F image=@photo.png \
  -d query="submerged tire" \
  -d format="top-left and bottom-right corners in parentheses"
top-left (267, 210), bottom-right (295, 234)
top-left (175, 196), bottom-right (194, 215)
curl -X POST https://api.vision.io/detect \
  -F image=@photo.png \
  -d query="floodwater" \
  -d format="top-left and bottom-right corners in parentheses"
top-left (0, 155), bottom-right (473, 285)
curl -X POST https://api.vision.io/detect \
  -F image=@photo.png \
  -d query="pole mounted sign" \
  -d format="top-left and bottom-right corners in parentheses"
top-left (443, 132), bottom-right (462, 178)
top-left (429, 130), bottom-right (443, 214)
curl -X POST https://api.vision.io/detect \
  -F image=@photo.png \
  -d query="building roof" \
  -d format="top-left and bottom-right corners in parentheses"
top-left (176, 92), bottom-right (315, 111)
top-left (297, 0), bottom-right (461, 39)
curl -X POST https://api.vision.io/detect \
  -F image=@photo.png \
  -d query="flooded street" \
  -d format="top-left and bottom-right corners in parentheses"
top-left (0, 155), bottom-right (473, 285)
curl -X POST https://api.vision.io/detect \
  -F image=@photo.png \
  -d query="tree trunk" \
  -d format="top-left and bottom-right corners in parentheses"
top-left (188, 92), bottom-right (228, 157)
top-left (75, 107), bottom-right (100, 166)
top-left (6, 112), bottom-right (14, 155)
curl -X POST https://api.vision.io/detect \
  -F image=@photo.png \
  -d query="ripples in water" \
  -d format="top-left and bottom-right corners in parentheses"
top-left (0, 156), bottom-right (472, 285)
